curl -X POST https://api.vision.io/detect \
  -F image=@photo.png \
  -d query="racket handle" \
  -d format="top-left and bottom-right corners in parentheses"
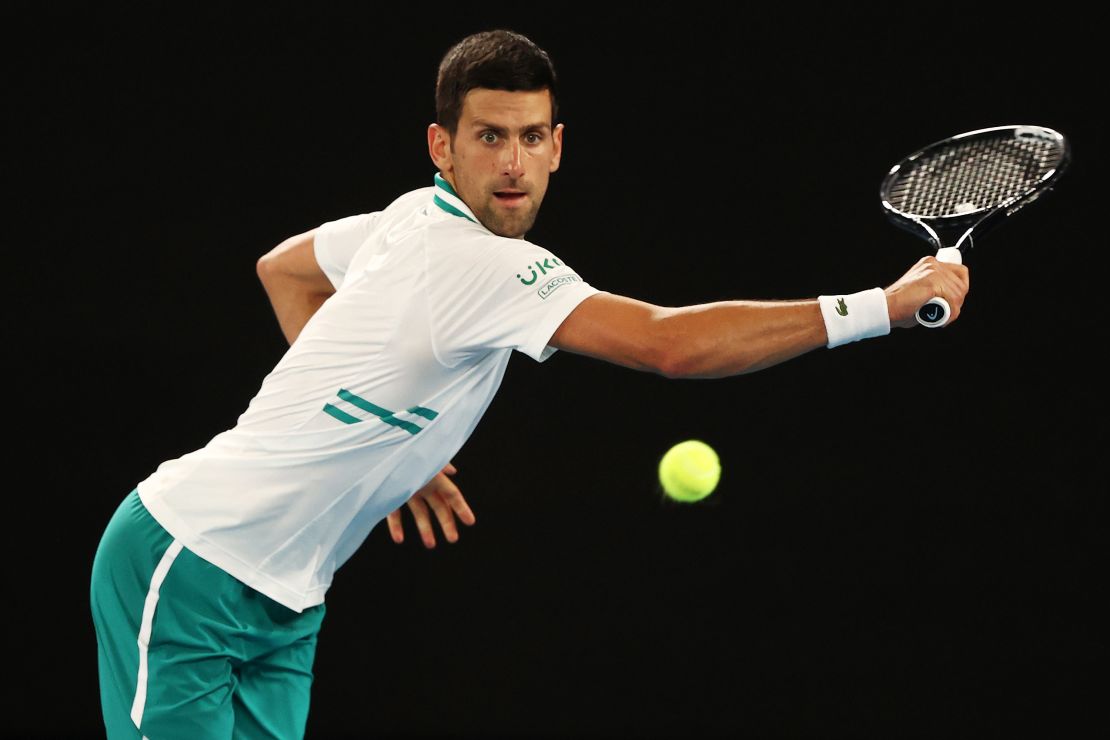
top-left (916, 247), bottom-right (963, 328)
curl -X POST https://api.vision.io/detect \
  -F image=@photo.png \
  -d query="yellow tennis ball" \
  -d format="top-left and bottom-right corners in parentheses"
top-left (658, 440), bottom-right (720, 502)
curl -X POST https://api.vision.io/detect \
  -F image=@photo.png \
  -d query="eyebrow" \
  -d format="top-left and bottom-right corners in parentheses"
top-left (469, 119), bottom-right (551, 135)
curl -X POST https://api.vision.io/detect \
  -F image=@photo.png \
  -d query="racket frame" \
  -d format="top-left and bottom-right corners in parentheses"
top-left (880, 124), bottom-right (1070, 255)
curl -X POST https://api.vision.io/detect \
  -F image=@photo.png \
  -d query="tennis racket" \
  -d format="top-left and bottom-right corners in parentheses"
top-left (880, 125), bottom-right (1070, 328)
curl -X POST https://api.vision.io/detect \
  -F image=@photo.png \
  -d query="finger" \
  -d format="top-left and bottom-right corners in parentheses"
top-left (386, 510), bottom-right (404, 544)
top-left (433, 474), bottom-right (475, 526)
top-left (939, 266), bottom-right (969, 306)
top-left (927, 264), bottom-right (962, 304)
top-left (442, 461), bottom-right (457, 476)
top-left (955, 263), bottom-right (970, 295)
top-left (407, 496), bottom-right (437, 548)
top-left (423, 490), bottom-right (460, 543)
top-left (940, 272), bottom-right (965, 324)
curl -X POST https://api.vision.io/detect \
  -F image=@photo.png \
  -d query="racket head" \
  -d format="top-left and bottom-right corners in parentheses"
top-left (880, 125), bottom-right (1070, 250)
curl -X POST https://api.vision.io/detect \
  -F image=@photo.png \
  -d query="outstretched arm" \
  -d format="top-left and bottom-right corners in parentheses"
top-left (549, 255), bottom-right (970, 379)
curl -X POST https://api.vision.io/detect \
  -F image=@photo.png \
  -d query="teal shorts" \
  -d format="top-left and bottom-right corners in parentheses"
top-left (90, 489), bottom-right (326, 739)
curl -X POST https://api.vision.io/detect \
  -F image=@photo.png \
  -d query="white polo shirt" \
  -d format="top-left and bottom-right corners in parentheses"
top-left (137, 174), bottom-right (599, 612)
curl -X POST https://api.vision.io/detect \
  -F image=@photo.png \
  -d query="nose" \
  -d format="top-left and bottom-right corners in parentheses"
top-left (501, 139), bottom-right (525, 179)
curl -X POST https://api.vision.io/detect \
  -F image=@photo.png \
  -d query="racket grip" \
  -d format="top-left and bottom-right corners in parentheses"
top-left (916, 247), bottom-right (963, 328)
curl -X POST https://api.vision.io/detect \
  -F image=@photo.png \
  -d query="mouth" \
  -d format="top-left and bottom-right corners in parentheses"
top-left (493, 190), bottom-right (527, 207)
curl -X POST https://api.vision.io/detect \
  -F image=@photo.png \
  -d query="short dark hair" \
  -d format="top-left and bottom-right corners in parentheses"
top-left (435, 30), bottom-right (559, 138)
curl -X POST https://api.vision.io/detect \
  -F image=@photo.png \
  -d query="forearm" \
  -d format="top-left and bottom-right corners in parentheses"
top-left (257, 273), bottom-right (333, 345)
top-left (255, 228), bottom-right (336, 346)
top-left (660, 299), bottom-right (828, 379)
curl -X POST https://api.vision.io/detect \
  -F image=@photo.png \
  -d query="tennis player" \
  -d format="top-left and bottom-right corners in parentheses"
top-left (90, 29), bottom-right (969, 739)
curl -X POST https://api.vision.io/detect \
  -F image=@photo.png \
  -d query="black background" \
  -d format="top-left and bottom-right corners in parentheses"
top-left (7, 5), bottom-right (1105, 738)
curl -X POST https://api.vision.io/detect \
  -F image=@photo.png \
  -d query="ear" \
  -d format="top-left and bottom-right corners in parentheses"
top-left (428, 124), bottom-right (454, 172)
top-left (549, 123), bottom-right (564, 173)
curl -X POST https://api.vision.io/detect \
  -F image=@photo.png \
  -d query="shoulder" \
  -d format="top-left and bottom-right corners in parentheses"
top-left (383, 186), bottom-right (435, 214)
top-left (428, 226), bottom-right (554, 266)
top-left (318, 186), bottom-right (432, 233)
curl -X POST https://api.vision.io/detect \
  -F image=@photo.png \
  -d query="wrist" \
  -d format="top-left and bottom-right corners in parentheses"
top-left (818, 287), bottom-right (891, 348)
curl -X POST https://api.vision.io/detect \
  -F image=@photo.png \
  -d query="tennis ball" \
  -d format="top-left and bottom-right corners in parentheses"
top-left (658, 440), bottom-right (720, 502)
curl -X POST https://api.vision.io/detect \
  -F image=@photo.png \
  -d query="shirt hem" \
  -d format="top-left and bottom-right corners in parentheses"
top-left (137, 484), bottom-right (327, 614)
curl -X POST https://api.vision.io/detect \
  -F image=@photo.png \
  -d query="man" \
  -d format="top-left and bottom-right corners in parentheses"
top-left (91, 29), bottom-right (968, 739)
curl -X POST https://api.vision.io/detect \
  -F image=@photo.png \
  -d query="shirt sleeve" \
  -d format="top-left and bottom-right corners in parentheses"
top-left (313, 212), bottom-right (382, 290)
top-left (427, 233), bottom-right (600, 366)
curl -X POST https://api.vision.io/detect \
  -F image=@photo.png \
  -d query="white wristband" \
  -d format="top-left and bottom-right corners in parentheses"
top-left (818, 288), bottom-right (891, 349)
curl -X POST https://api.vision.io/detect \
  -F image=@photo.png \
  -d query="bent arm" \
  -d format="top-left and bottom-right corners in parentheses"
top-left (549, 292), bottom-right (827, 379)
top-left (256, 228), bottom-right (334, 345)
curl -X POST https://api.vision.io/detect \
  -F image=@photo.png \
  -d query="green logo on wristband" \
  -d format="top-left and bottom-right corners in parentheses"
top-left (836, 298), bottom-right (848, 316)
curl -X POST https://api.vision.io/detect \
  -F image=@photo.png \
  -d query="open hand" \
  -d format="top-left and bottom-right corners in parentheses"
top-left (386, 462), bottom-right (475, 548)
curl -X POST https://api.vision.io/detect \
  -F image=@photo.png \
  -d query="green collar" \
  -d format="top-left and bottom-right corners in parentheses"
top-left (432, 173), bottom-right (478, 224)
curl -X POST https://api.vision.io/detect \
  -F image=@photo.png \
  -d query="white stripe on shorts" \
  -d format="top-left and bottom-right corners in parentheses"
top-left (130, 539), bottom-right (184, 731)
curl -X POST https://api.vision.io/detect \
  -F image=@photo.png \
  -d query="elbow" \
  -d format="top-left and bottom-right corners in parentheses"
top-left (651, 322), bottom-right (700, 379)
top-left (256, 247), bottom-right (280, 283)
top-left (648, 311), bottom-right (699, 379)
top-left (655, 347), bottom-right (689, 379)
top-left (639, 309), bottom-right (687, 379)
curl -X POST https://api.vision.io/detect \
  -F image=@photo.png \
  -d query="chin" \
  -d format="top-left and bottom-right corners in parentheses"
top-left (485, 215), bottom-right (535, 239)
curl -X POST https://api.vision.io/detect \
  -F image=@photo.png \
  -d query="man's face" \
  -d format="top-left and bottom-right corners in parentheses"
top-left (429, 88), bottom-right (563, 239)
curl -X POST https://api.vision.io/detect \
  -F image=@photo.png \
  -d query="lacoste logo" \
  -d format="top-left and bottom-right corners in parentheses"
top-left (538, 274), bottom-right (580, 299)
top-left (836, 298), bottom-right (848, 316)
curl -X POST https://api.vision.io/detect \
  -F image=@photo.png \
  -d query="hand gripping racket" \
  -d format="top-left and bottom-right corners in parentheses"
top-left (880, 125), bottom-right (1070, 327)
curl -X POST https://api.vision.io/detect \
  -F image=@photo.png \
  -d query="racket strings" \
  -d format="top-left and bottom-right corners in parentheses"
top-left (887, 134), bottom-right (1065, 218)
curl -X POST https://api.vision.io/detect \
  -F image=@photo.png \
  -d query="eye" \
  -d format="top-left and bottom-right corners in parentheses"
top-left (481, 131), bottom-right (498, 144)
top-left (525, 133), bottom-right (543, 144)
